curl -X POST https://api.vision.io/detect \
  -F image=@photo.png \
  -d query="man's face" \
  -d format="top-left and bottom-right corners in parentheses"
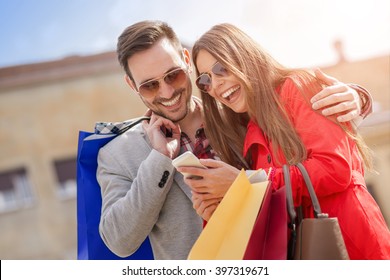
top-left (127, 38), bottom-right (193, 122)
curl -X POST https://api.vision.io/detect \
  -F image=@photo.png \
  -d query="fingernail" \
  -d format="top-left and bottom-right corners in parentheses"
top-left (312, 102), bottom-right (318, 110)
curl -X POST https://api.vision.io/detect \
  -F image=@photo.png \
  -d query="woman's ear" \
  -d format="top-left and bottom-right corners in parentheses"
top-left (124, 74), bottom-right (137, 92)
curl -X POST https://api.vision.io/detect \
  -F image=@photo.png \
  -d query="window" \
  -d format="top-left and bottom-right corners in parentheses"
top-left (54, 158), bottom-right (77, 200)
top-left (0, 167), bottom-right (35, 213)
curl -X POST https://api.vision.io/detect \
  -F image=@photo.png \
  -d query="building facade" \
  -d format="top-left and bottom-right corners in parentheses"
top-left (0, 52), bottom-right (147, 259)
top-left (322, 55), bottom-right (390, 224)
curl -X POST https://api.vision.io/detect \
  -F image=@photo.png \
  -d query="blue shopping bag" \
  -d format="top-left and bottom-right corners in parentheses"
top-left (76, 117), bottom-right (153, 260)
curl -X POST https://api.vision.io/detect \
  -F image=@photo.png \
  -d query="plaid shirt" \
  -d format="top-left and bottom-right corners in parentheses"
top-left (180, 126), bottom-right (217, 160)
top-left (180, 97), bottom-right (218, 160)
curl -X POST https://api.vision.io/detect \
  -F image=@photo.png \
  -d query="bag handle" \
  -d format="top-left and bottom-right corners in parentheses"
top-left (117, 116), bottom-right (151, 135)
top-left (283, 164), bottom-right (297, 260)
top-left (283, 165), bottom-right (296, 223)
top-left (94, 116), bottom-right (151, 135)
top-left (284, 163), bottom-right (328, 220)
top-left (284, 163), bottom-right (329, 259)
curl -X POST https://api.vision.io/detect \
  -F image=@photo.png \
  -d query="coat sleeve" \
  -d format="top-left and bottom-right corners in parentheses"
top-left (271, 79), bottom-right (363, 206)
top-left (97, 140), bottom-right (175, 257)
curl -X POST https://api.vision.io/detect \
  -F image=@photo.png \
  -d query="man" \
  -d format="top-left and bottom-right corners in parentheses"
top-left (97, 20), bottom-right (372, 260)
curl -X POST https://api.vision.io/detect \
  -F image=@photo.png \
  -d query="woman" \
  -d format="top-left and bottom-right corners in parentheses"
top-left (188, 23), bottom-right (390, 260)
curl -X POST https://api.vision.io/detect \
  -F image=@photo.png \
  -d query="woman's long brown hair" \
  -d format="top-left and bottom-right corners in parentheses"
top-left (192, 23), bottom-right (372, 170)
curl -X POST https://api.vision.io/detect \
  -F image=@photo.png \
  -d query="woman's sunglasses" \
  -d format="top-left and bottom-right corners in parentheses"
top-left (195, 61), bottom-right (229, 93)
top-left (136, 68), bottom-right (188, 98)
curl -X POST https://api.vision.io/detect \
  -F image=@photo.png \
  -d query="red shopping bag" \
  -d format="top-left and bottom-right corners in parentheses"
top-left (243, 185), bottom-right (288, 259)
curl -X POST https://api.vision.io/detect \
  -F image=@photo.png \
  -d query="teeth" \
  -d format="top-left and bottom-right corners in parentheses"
top-left (161, 94), bottom-right (180, 106)
top-left (221, 86), bottom-right (240, 99)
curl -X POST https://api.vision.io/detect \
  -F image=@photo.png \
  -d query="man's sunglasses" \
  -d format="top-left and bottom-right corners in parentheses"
top-left (195, 61), bottom-right (229, 93)
top-left (136, 68), bottom-right (188, 98)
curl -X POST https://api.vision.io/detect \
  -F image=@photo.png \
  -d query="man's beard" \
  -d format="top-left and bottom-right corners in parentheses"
top-left (146, 87), bottom-right (190, 122)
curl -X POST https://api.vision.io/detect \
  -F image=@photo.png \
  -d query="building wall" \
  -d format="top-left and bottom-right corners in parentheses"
top-left (322, 55), bottom-right (390, 224)
top-left (0, 55), bottom-right (147, 259)
top-left (360, 120), bottom-right (390, 223)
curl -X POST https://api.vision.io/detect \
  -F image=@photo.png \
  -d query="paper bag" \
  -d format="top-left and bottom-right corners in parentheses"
top-left (188, 169), bottom-right (268, 260)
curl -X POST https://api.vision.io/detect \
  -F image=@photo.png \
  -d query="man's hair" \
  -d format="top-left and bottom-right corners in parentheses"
top-left (117, 20), bottom-right (183, 83)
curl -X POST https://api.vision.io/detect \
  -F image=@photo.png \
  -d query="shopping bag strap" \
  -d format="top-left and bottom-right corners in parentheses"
top-left (94, 116), bottom-right (150, 135)
top-left (284, 163), bottom-right (328, 220)
top-left (284, 163), bottom-right (329, 259)
top-left (295, 163), bottom-right (327, 218)
top-left (283, 165), bottom-right (295, 222)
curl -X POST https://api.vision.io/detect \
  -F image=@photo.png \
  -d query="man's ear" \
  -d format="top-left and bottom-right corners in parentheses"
top-left (182, 48), bottom-right (193, 72)
top-left (124, 75), bottom-right (137, 92)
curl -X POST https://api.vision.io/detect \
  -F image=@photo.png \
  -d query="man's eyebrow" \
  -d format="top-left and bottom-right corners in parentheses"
top-left (140, 66), bottom-right (180, 84)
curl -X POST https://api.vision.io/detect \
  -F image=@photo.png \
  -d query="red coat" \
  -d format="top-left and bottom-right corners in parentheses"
top-left (243, 78), bottom-right (390, 260)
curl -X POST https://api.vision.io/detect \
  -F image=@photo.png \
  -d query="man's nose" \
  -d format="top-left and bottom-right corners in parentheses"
top-left (157, 80), bottom-right (175, 99)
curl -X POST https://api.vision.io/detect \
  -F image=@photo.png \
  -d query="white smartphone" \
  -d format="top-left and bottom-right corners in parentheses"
top-left (172, 151), bottom-right (206, 179)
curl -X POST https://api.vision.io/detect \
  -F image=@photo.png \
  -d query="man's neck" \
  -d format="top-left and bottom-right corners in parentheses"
top-left (178, 97), bottom-right (202, 140)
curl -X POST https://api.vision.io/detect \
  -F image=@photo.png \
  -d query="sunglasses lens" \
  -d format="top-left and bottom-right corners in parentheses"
top-left (212, 62), bottom-right (228, 76)
top-left (138, 69), bottom-right (187, 97)
top-left (195, 62), bottom-right (229, 93)
top-left (196, 74), bottom-right (211, 92)
top-left (164, 69), bottom-right (186, 86)
top-left (139, 81), bottom-right (160, 97)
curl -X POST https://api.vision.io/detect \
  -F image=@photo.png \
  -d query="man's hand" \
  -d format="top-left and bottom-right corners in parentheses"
top-left (142, 113), bottom-right (181, 159)
top-left (311, 68), bottom-right (361, 122)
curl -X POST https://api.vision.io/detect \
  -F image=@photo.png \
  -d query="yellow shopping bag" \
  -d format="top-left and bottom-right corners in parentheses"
top-left (188, 169), bottom-right (268, 260)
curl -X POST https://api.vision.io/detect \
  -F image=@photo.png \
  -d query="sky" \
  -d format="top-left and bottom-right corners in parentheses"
top-left (0, 0), bottom-right (389, 68)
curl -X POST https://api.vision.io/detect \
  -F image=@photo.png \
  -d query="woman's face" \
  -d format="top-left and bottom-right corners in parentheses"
top-left (195, 49), bottom-right (248, 113)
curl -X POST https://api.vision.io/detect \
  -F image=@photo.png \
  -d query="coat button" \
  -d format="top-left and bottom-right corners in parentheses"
top-left (267, 154), bottom-right (271, 163)
top-left (158, 171), bottom-right (170, 188)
